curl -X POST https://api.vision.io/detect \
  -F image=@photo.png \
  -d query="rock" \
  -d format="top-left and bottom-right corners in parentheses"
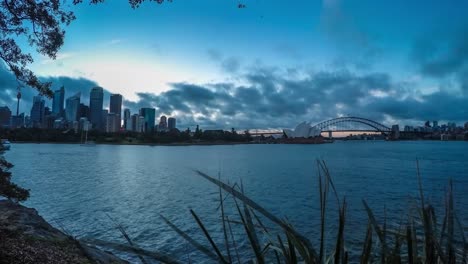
top-left (0, 200), bottom-right (128, 264)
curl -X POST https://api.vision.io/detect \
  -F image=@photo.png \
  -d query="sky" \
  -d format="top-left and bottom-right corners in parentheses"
top-left (1, 0), bottom-right (468, 130)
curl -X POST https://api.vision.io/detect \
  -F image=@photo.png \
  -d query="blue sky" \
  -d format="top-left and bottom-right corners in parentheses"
top-left (2, 0), bottom-right (468, 129)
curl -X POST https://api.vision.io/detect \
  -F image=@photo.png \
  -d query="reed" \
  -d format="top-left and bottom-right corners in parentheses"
top-left (87, 160), bottom-right (467, 263)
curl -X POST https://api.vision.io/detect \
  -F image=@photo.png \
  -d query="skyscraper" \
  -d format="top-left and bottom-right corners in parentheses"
top-left (109, 94), bottom-right (122, 131)
top-left (65, 92), bottom-right (81, 122)
top-left (79, 103), bottom-right (89, 119)
top-left (139, 108), bottom-right (155, 133)
top-left (159, 115), bottom-right (167, 131)
top-left (168, 117), bottom-right (176, 130)
top-left (52, 86), bottom-right (65, 117)
top-left (89, 87), bottom-right (104, 130)
top-left (30, 95), bottom-right (45, 128)
top-left (0, 106), bottom-right (11, 128)
top-left (123, 108), bottom-right (130, 129)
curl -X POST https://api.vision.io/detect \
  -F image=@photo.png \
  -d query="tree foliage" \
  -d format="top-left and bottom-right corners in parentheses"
top-left (0, 0), bottom-right (169, 98)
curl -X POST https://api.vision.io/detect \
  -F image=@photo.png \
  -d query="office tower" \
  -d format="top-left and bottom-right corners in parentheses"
top-left (106, 112), bottom-right (119, 133)
top-left (110, 94), bottom-right (122, 131)
top-left (79, 103), bottom-right (89, 119)
top-left (11, 113), bottom-right (24, 128)
top-left (109, 94), bottom-right (122, 116)
top-left (52, 86), bottom-right (65, 117)
top-left (89, 87), bottom-right (104, 130)
top-left (0, 106), bottom-right (11, 128)
top-left (130, 114), bottom-right (139, 132)
top-left (65, 92), bottom-right (81, 122)
top-left (168, 117), bottom-right (176, 130)
top-left (159, 115), bottom-right (167, 131)
top-left (139, 108), bottom-right (155, 133)
top-left (101, 109), bottom-right (108, 130)
top-left (123, 108), bottom-right (130, 129)
top-left (30, 95), bottom-right (45, 128)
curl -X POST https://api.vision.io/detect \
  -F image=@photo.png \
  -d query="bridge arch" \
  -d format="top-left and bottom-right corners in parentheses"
top-left (311, 116), bottom-right (391, 133)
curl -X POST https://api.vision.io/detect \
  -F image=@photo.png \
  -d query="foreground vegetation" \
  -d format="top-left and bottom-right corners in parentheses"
top-left (84, 160), bottom-right (467, 263)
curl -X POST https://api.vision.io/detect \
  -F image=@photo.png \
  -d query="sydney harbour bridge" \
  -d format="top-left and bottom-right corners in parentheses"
top-left (250, 116), bottom-right (394, 138)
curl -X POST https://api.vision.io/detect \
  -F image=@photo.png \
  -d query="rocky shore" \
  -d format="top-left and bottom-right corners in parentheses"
top-left (0, 200), bottom-right (127, 264)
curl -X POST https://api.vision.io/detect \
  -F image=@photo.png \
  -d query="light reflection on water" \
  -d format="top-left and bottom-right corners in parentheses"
top-left (6, 141), bottom-right (468, 263)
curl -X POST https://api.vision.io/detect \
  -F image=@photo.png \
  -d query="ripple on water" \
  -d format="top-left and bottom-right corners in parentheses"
top-left (6, 141), bottom-right (468, 262)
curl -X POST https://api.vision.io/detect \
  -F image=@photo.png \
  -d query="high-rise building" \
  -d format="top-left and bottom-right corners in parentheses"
top-left (79, 103), bottom-right (89, 119)
top-left (0, 106), bottom-right (11, 128)
top-left (11, 113), bottom-right (24, 128)
top-left (109, 94), bottom-right (122, 131)
top-left (123, 108), bottom-right (130, 129)
top-left (65, 92), bottom-right (81, 122)
top-left (30, 95), bottom-right (45, 128)
top-left (109, 94), bottom-right (122, 116)
top-left (106, 113), bottom-right (119, 133)
top-left (89, 87), bottom-right (104, 130)
top-left (159, 115), bottom-right (167, 131)
top-left (139, 108), bottom-right (155, 133)
top-left (168, 117), bottom-right (176, 130)
top-left (130, 114), bottom-right (139, 132)
top-left (52, 86), bottom-right (65, 117)
top-left (101, 109), bottom-right (108, 131)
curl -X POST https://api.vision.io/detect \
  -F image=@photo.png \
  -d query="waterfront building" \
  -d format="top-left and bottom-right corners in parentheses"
top-left (11, 113), bottom-right (24, 128)
top-left (110, 94), bottom-right (123, 131)
top-left (283, 122), bottom-right (321, 138)
top-left (139, 108), bottom-right (156, 133)
top-left (159, 115), bottom-right (168, 131)
top-left (0, 106), bottom-right (11, 128)
top-left (30, 96), bottom-right (45, 128)
top-left (65, 92), bottom-right (81, 122)
top-left (391, 125), bottom-right (400, 139)
top-left (465, 122), bottom-right (468, 130)
top-left (79, 118), bottom-right (91, 131)
top-left (79, 103), bottom-right (89, 119)
top-left (123, 108), bottom-right (130, 129)
top-left (52, 86), bottom-right (65, 117)
top-left (138, 116), bottom-right (145, 132)
top-left (89, 87), bottom-right (104, 130)
top-left (130, 114), bottom-right (140, 132)
top-left (168, 117), bottom-right (176, 130)
top-left (106, 113), bottom-right (119, 133)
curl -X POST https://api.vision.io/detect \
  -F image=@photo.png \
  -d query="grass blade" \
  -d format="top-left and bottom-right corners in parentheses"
top-left (160, 214), bottom-right (218, 261)
top-left (190, 209), bottom-right (229, 263)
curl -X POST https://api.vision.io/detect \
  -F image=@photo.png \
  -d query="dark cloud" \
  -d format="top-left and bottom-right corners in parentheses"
top-left (123, 67), bottom-right (467, 130)
top-left (412, 29), bottom-right (468, 78)
top-left (0, 66), bottom-right (112, 114)
top-left (411, 27), bottom-right (468, 94)
top-left (320, 0), bottom-right (381, 69)
top-left (2, 64), bottom-right (466, 131)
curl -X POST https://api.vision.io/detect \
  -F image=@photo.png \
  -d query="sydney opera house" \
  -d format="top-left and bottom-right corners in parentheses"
top-left (283, 122), bottom-right (322, 138)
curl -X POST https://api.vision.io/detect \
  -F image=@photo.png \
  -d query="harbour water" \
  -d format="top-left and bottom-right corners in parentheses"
top-left (6, 141), bottom-right (468, 262)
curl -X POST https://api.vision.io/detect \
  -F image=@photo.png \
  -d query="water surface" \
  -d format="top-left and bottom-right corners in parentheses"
top-left (7, 141), bottom-right (468, 262)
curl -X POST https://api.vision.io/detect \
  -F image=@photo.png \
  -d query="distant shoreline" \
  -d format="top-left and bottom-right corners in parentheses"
top-left (10, 140), bottom-right (257, 146)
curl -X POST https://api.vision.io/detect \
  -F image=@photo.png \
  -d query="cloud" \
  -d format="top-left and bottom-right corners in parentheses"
top-left (0, 66), bottom-right (112, 114)
top-left (122, 66), bottom-right (467, 130)
top-left (320, 0), bottom-right (381, 69)
top-left (2, 63), bottom-right (466, 131)
top-left (411, 27), bottom-right (468, 94)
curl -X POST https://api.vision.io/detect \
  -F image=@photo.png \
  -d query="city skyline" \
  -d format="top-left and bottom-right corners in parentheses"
top-left (0, 1), bottom-right (467, 129)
